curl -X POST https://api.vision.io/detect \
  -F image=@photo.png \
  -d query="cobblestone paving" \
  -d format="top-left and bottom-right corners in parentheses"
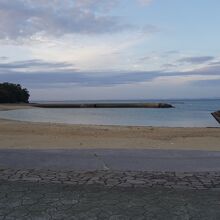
top-left (1, 169), bottom-right (220, 190)
top-left (1, 169), bottom-right (220, 219)
top-left (1, 180), bottom-right (220, 219)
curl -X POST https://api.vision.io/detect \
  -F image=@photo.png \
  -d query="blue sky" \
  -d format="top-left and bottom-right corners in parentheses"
top-left (0, 0), bottom-right (220, 100)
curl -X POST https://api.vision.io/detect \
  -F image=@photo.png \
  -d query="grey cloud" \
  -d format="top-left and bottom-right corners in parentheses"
top-left (192, 65), bottom-right (220, 75)
top-left (138, 56), bottom-right (151, 62)
top-left (0, 60), bottom-right (220, 87)
top-left (162, 63), bottom-right (177, 68)
top-left (74, 0), bottom-right (118, 12)
top-left (164, 50), bottom-right (179, 55)
top-left (0, 70), bottom-right (161, 87)
top-left (0, 0), bottom-right (130, 40)
top-left (0, 59), bottom-right (74, 69)
top-left (0, 56), bottom-right (8, 60)
top-left (178, 56), bottom-right (215, 64)
top-left (191, 79), bottom-right (220, 87)
top-left (209, 61), bottom-right (220, 66)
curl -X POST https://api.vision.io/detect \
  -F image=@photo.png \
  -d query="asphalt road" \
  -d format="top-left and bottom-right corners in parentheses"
top-left (1, 149), bottom-right (220, 172)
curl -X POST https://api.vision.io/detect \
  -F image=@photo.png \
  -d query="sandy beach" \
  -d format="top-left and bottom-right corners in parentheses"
top-left (0, 104), bottom-right (220, 151)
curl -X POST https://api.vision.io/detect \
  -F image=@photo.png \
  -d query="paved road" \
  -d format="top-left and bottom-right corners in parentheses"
top-left (1, 149), bottom-right (220, 219)
top-left (1, 149), bottom-right (220, 172)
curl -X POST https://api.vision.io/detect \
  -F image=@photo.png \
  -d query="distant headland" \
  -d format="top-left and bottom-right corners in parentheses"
top-left (0, 82), bottom-right (29, 103)
top-left (0, 83), bottom-right (174, 108)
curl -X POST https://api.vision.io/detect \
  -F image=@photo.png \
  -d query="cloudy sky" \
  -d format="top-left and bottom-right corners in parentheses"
top-left (0, 0), bottom-right (220, 100)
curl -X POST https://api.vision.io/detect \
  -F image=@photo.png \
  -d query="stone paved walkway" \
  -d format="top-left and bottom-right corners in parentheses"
top-left (1, 169), bottom-right (220, 219)
top-left (1, 180), bottom-right (220, 220)
top-left (1, 169), bottom-right (220, 190)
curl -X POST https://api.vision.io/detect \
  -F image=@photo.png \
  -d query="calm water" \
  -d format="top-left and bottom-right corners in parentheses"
top-left (0, 99), bottom-right (220, 127)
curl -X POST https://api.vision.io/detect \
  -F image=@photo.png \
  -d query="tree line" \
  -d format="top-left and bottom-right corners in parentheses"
top-left (0, 82), bottom-right (30, 103)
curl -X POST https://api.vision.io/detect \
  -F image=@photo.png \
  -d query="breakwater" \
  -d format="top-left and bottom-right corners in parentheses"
top-left (32, 103), bottom-right (174, 108)
top-left (212, 111), bottom-right (220, 124)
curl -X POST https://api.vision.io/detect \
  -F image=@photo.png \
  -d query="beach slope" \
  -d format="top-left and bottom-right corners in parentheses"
top-left (0, 104), bottom-right (219, 151)
top-left (0, 118), bottom-right (219, 151)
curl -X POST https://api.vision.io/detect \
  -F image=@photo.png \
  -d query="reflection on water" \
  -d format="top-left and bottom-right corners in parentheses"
top-left (0, 99), bottom-right (219, 127)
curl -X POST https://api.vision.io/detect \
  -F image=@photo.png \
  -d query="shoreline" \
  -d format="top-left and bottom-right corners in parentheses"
top-left (0, 103), bottom-right (34, 111)
top-left (0, 117), bottom-right (219, 129)
top-left (0, 103), bottom-right (219, 129)
top-left (0, 117), bottom-right (220, 151)
top-left (0, 103), bottom-right (220, 151)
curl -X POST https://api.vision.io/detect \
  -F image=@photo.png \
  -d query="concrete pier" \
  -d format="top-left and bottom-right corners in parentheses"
top-left (212, 111), bottom-right (220, 124)
top-left (33, 102), bottom-right (174, 108)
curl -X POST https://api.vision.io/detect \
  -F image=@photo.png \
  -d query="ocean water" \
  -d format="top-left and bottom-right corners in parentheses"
top-left (0, 99), bottom-right (220, 127)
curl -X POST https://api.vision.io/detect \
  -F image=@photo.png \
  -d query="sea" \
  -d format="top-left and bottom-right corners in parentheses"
top-left (0, 99), bottom-right (220, 127)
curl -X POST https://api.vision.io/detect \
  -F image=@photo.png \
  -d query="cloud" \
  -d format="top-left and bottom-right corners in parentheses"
top-left (0, 68), bottom-right (162, 87)
top-left (74, 0), bottom-right (118, 12)
top-left (0, 56), bottom-right (8, 60)
top-left (192, 64), bottom-right (220, 75)
top-left (1, 59), bottom-right (220, 87)
top-left (0, 0), bottom-right (130, 40)
top-left (162, 63), bottom-right (178, 69)
top-left (178, 56), bottom-right (215, 64)
top-left (164, 50), bottom-right (180, 55)
top-left (192, 79), bottom-right (220, 87)
top-left (209, 61), bottom-right (220, 66)
top-left (0, 59), bottom-right (74, 70)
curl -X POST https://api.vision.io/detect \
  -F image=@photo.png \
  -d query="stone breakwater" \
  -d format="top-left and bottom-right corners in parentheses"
top-left (33, 103), bottom-right (174, 108)
top-left (1, 169), bottom-right (220, 190)
top-left (212, 111), bottom-right (220, 124)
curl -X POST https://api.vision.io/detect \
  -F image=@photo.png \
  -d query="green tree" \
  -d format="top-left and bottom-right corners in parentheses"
top-left (0, 83), bottom-right (30, 103)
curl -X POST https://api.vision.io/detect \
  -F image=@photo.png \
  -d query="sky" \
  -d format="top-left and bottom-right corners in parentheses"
top-left (0, 0), bottom-right (220, 100)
